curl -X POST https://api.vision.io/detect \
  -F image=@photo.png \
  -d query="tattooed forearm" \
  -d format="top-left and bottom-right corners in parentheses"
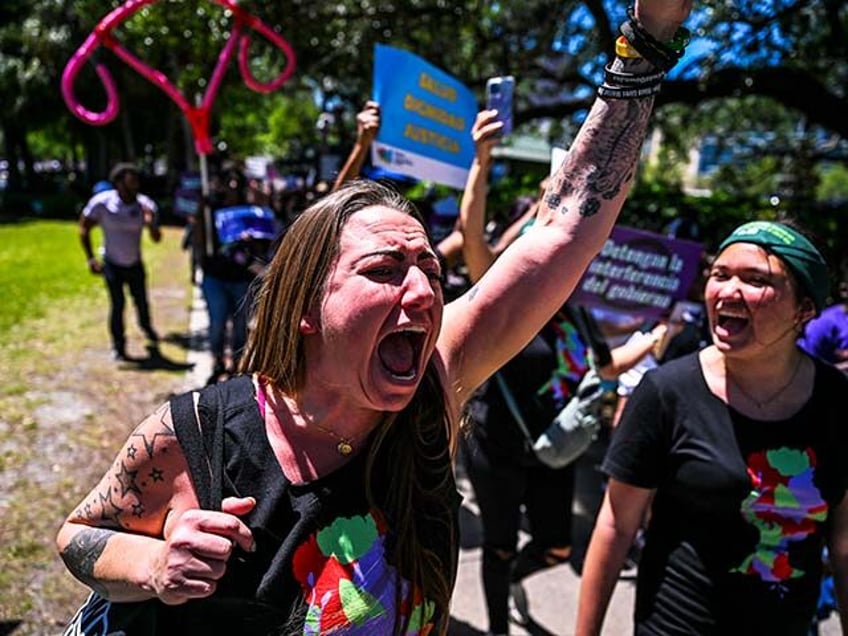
top-left (546, 56), bottom-right (655, 218)
top-left (549, 98), bottom-right (652, 216)
top-left (60, 527), bottom-right (115, 597)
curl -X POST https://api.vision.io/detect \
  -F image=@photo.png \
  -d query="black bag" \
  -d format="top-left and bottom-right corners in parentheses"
top-left (63, 386), bottom-right (224, 636)
top-left (495, 365), bottom-right (604, 469)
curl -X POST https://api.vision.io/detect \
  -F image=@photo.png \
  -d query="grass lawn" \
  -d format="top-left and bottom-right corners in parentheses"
top-left (0, 219), bottom-right (195, 634)
top-left (0, 219), bottom-right (102, 341)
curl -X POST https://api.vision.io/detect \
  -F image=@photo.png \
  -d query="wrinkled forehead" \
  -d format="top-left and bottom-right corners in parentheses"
top-left (341, 205), bottom-right (432, 249)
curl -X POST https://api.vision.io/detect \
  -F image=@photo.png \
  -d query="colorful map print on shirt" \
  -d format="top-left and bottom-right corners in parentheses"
top-left (537, 317), bottom-right (589, 408)
top-left (732, 447), bottom-right (828, 582)
top-left (292, 509), bottom-right (434, 635)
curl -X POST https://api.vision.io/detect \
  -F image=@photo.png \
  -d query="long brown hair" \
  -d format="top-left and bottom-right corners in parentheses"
top-left (240, 180), bottom-right (457, 634)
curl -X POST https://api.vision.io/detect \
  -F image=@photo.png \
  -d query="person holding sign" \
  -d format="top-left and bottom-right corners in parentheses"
top-left (57, 1), bottom-right (695, 633)
top-left (577, 220), bottom-right (848, 635)
top-left (332, 100), bottom-right (382, 194)
top-left (196, 168), bottom-right (277, 384)
top-left (332, 100), bottom-right (466, 274)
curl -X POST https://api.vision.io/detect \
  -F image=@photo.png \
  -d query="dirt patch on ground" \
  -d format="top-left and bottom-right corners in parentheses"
top-left (0, 227), bottom-right (205, 635)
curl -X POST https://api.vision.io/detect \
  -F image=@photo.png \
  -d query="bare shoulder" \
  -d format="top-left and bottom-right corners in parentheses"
top-left (67, 401), bottom-right (198, 537)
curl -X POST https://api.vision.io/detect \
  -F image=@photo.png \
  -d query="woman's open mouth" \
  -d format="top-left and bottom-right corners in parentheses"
top-left (377, 327), bottom-right (427, 381)
top-left (715, 305), bottom-right (749, 337)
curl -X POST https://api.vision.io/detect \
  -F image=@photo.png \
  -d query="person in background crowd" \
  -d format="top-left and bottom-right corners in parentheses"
top-left (57, 2), bottom-right (695, 632)
top-left (459, 110), bottom-right (686, 635)
top-left (79, 162), bottom-right (161, 361)
top-left (195, 168), bottom-right (274, 384)
top-left (577, 220), bottom-right (848, 635)
top-left (457, 110), bottom-right (581, 635)
top-left (331, 99), bottom-right (466, 281)
top-left (331, 100), bottom-right (382, 194)
top-left (799, 260), bottom-right (848, 374)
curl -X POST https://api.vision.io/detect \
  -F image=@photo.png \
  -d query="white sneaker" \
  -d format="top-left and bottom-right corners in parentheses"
top-left (508, 581), bottom-right (530, 626)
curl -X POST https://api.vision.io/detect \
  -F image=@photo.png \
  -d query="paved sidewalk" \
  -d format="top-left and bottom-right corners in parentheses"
top-left (448, 442), bottom-right (636, 636)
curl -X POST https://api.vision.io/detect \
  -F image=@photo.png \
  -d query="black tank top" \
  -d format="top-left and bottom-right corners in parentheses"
top-left (159, 375), bottom-right (459, 635)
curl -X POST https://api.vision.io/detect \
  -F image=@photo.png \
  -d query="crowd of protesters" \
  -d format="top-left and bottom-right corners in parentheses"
top-left (62, 0), bottom-right (848, 632)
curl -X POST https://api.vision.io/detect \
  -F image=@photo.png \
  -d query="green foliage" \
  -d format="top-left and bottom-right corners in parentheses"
top-left (217, 87), bottom-right (321, 158)
top-left (0, 220), bottom-right (100, 339)
top-left (703, 155), bottom-right (783, 199)
top-left (817, 163), bottom-right (848, 204)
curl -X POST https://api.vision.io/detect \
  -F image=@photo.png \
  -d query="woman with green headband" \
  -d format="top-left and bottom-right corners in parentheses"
top-left (577, 220), bottom-right (848, 635)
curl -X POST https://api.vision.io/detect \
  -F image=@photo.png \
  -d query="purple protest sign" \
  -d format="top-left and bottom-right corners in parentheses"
top-left (570, 226), bottom-right (704, 320)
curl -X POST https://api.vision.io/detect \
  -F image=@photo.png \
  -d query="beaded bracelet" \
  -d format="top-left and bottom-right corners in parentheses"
top-left (620, 6), bottom-right (690, 72)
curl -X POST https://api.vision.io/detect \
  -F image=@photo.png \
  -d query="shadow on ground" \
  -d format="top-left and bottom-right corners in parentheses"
top-left (117, 343), bottom-right (195, 373)
top-left (163, 329), bottom-right (208, 353)
top-left (0, 622), bottom-right (21, 636)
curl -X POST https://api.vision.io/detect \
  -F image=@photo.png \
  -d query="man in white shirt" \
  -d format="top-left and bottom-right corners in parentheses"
top-left (79, 162), bottom-right (162, 360)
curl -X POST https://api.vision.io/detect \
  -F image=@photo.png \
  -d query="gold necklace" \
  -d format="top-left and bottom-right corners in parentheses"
top-left (260, 378), bottom-right (358, 456)
top-left (310, 422), bottom-right (358, 456)
top-left (726, 354), bottom-right (803, 409)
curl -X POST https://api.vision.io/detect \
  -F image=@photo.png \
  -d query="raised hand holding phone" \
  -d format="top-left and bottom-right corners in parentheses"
top-left (485, 75), bottom-right (514, 136)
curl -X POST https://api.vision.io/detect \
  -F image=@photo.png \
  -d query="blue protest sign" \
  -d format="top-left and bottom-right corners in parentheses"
top-left (214, 205), bottom-right (279, 245)
top-left (372, 44), bottom-right (477, 190)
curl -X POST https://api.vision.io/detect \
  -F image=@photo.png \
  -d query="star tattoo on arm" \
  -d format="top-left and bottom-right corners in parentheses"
top-left (129, 404), bottom-right (175, 460)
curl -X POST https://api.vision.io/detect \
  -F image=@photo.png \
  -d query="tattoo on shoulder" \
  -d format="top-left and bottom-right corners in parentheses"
top-left (60, 527), bottom-right (114, 597)
top-left (467, 285), bottom-right (480, 301)
top-left (130, 404), bottom-right (175, 460)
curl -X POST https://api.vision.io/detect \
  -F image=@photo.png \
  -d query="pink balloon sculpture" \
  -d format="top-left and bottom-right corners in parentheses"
top-left (61, 0), bottom-right (296, 154)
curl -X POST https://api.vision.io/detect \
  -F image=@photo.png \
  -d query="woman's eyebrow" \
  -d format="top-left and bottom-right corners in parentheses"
top-left (362, 248), bottom-right (439, 263)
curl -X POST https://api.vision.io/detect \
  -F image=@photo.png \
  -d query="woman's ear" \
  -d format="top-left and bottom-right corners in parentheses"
top-left (796, 298), bottom-right (817, 327)
top-left (299, 314), bottom-right (319, 335)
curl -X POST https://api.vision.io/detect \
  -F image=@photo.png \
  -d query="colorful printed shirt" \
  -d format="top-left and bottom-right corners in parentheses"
top-left (152, 376), bottom-right (458, 635)
top-left (603, 353), bottom-right (848, 635)
top-left (467, 308), bottom-right (590, 462)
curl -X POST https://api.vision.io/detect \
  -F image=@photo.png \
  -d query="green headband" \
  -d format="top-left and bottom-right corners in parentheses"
top-left (718, 221), bottom-right (829, 311)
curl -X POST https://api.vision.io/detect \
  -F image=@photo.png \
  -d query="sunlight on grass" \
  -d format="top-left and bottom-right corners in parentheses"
top-left (0, 219), bottom-right (171, 348)
top-left (0, 220), bottom-right (99, 339)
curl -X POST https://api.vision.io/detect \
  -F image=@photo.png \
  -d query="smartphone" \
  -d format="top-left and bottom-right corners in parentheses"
top-left (669, 300), bottom-right (703, 325)
top-left (486, 75), bottom-right (515, 136)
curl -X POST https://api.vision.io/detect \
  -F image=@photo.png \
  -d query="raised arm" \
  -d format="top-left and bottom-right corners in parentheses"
top-left (56, 403), bottom-right (254, 604)
top-left (458, 110), bottom-right (502, 283)
top-left (438, 0), bottom-right (693, 405)
top-left (332, 101), bottom-right (381, 193)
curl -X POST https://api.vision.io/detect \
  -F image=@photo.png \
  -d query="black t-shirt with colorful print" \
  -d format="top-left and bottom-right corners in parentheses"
top-left (161, 376), bottom-right (458, 635)
top-left (604, 353), bottom-right (848, 635)
top-left (468, 308), bottom-right (592, 463)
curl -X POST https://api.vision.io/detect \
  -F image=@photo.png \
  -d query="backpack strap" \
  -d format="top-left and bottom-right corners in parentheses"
top-left (169, 385), bottom-right (224, 511)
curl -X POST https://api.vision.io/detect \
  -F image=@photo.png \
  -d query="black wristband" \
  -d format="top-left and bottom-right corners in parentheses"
top-left (597, 83), bottom-right (662, 100)
top-left (620, 21), bottom-right (678, 72)
top-left (604, 64), bottom-right (665, 88)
